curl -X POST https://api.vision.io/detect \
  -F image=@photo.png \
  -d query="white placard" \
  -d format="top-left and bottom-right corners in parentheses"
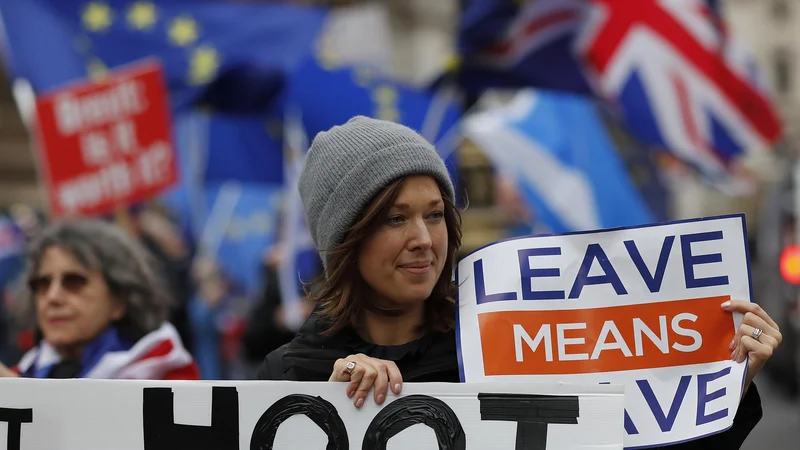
top-left (0, 379), bottom-right (624, 449)
top-left (456, 215), bottom-right (751, 448)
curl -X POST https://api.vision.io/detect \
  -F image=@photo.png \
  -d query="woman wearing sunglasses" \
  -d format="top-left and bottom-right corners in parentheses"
top-left (0, 219), bottom-right (199, 380)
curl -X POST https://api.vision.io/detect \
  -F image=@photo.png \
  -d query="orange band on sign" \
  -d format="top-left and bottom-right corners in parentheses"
top-left (479, 296), bottom-right (734, 376)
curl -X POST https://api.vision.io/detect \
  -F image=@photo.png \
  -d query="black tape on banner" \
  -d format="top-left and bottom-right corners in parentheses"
top-left (478, 393), bottom-right (580, 450)
top-left (142, 386), bottom-right (239, 450)
top-left (362, 394), bottom-right (466, 450)
top-left (250, 394), bottom-right (348, 450)
top-left (0, 407), bottom-right (33, 450)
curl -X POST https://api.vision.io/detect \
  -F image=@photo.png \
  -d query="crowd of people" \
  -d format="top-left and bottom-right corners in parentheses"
top-left (0, 200), bottom-right (320, 380)
top-left (0, 116), bottom-right (784, 449)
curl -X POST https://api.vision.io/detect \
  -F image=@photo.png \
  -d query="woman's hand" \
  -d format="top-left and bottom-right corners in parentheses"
top-left (0, 363), bottom-right (19, 378)
top-left (330, 354), bottom-right (403, 408)
top-left (723, 300), bottom-right (782, 394)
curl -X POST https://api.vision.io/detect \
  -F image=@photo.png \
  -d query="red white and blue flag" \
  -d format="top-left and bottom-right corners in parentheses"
top-left (16, 323), bottom-right (200, 380)
top-left (458, 0), bottom-right (782, 179)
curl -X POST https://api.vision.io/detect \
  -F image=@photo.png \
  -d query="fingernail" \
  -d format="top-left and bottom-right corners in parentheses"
top-left (729, 339), bottom-right (736, 350)
top-left (730, 350), bottom-right (736, 360)
top-left (347, 389), bottom-right (354, 398)
top-left (721, 301), bottom-right (731, 309)
top-left (356, 397), bottom-right (364, 408)
top-left (376, 394), bottom-right (385, 404)
top-left (394, 384), bottom-right (402, 394)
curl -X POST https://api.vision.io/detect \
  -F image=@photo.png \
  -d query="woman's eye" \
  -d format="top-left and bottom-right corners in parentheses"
top-left (429, 211), bottom-right (445, 220)
top-left (388, 215), bottom-right (405, 225)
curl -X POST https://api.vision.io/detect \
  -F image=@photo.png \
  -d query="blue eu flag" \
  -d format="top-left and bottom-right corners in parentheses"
top-left (0, 0), bottom-right (327, 112)
top-left (287, 57), bottom-right (463, 189)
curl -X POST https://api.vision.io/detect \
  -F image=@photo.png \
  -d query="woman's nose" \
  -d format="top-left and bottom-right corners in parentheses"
top-left (43, 279), bottom-right (66, 302)
top-left (407, 218), bottom-right (433, 251)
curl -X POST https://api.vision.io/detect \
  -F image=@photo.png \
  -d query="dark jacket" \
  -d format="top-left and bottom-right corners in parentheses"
top-left (242, 263), bottom-right (299, 363)
top-left (259, 312), bottom-right (762, 449)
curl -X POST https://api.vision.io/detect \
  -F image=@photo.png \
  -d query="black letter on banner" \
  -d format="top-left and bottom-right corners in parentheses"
top-left (478, 393), bottom-right (580, 450)
top-left (250, 394), bottom-right (348, 450)
top-left (142, 387), bottom-right (238, 450)
top-left (0, 407), bottom-right (33, 450)
top-left (362, 395), bottom-right (466, 450)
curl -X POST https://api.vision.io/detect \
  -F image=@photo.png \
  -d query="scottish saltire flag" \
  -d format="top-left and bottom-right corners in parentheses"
top-left (464, 89), bottom-right (654, 233)
top-left (457, 0), bottom-right (782, 180)
top-left (0, 0), bottom-right (326, 111)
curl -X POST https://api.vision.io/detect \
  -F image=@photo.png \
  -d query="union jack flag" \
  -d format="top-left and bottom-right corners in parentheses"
top-left (458, 0), bottom-right (782, 179)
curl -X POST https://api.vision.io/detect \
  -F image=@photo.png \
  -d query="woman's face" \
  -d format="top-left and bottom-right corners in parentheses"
top-left (31, 246), bottom-right (125, 356)
top-left (358, 175), bottom-right (449, 308)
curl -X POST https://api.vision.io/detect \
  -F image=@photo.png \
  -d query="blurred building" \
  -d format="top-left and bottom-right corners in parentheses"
top-left (0, 65), bottom-right (39, 208)
top-left (723, 0), bottom-right (800, 146)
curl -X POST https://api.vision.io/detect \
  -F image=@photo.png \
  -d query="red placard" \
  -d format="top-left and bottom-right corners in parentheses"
top-left (33, 59), bottom-right (178, 216)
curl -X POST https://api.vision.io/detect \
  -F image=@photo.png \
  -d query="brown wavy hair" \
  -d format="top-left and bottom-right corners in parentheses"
top-left (308, 175), bottom-right (462, 336)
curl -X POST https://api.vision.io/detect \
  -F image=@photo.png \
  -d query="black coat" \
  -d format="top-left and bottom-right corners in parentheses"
top-left (259, 313), bottom-right (763, 449)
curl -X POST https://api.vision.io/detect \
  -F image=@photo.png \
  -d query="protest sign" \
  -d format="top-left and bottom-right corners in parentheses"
top-left (456, 214), bottom-right (751, 448)
top-left (32, 59), bottom-right (178, 216)
top-left (0, 379), bottom-right (624, 450)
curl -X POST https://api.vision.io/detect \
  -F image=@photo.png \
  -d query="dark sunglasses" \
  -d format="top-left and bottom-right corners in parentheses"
top-left (28, 272), bottom-right (89, 296)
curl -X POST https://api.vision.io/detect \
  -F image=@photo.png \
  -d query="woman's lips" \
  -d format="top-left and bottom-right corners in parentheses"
top-left (398, 263), bottom-right (432, 275)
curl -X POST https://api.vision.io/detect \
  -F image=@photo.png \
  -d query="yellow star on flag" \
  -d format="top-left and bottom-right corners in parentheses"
top-left (168, 16), bottom-right (198, 47)
top-left (87, 58), bottom-right (109, 80)
top-left (317, 48), bottom-right (340, 71)
top-left (127, 2), bottom-right (157, 30)
top-left (82, 2), bottom-right (113, 32)
top-left (353, 66), bottom-right (375, 88)
top-left (372, 85), bottom-right (398, 105)
top-left (189, 46), bottom-right (220, 85)
top-left (377, 107), bottom-right (400, 123)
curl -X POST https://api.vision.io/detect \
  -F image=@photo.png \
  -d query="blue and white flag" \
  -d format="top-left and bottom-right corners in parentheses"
top-left (464, 89), bottom-right (654, 233)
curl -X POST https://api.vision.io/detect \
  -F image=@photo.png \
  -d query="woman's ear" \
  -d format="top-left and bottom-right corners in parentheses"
top-left (109, 297), bottom-right (127, 322)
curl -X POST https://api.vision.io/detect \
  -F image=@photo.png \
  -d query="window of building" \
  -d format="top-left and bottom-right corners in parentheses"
top-left (773, 0), bottom-right (790, 21)
top-left (774, 48), bottom-right (792, 94)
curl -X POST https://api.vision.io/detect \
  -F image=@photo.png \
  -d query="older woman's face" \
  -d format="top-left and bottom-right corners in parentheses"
top-left (32, 246), bottom-right (125, 356)
top-left (358, 175), bottom-right (448, 308)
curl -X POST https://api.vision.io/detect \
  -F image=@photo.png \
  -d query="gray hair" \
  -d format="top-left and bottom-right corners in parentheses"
top-left (20, 219), bottom-right (173, 340)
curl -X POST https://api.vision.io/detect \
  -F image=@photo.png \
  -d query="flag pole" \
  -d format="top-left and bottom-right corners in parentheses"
top-left (278, 104), bottom-right (310, 332)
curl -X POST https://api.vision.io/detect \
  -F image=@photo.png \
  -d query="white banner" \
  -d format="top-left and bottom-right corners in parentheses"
top-left (456, 215), bottom-right (751, 448)
top-left (0, 379), bottom-right (624, 450)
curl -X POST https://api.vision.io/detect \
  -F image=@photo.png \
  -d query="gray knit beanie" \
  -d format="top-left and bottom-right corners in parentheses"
top-left (298, 116), bottom-right (455, 270)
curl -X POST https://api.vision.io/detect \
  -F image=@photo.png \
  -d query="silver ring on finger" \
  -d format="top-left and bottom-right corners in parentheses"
top-left (751, 327), bottom-right (763, 341)
top-left (345, 360), bottom-right (357, 375)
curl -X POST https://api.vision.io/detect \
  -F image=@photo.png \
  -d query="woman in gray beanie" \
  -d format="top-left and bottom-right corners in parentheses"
top-left (258, 116), bottom-right (766, 450)
top-left (259, 116), bottom-right (462, 391)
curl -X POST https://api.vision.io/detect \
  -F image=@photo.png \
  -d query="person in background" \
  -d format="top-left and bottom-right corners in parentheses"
top-left (116, 204), bottom-right (195, 353)
top-left (8, 203), bottom-right (46, 242)
top-left (0, 219), bottom-right (199, 380)
top-left (259, 116), bottom-right (780, 449)
top-left (241, 243), bottom-right (317, 369)
top-left (493, 173), bottom-right (535, 238)
top-left (188, 256), bottom-right (230, 380)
